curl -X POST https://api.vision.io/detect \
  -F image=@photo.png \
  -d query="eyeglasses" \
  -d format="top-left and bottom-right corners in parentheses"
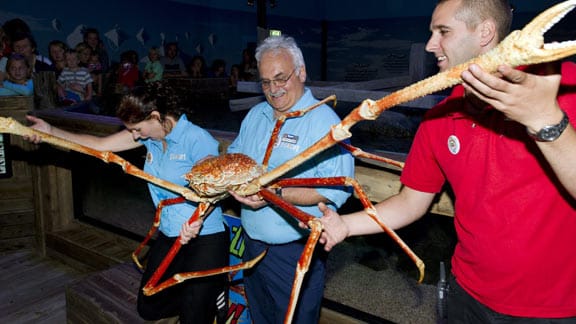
top-left (260, 69), bottom-right (296, 89)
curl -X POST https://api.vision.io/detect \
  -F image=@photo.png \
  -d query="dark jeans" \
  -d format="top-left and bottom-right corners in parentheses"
top-left (137, 228), bottom-right (229, 324)
top-left (243, 234), bottom-right (328, 324)
top-left (446, 276), bottom-right (576, 324)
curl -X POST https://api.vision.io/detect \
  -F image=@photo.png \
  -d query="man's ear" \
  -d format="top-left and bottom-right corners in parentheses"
top-left (297, 66), bottom-right (307, 83)
top-left (479, 19), bottom-right (497, 47)
top-left (149, 111), bottom-right (161, 120)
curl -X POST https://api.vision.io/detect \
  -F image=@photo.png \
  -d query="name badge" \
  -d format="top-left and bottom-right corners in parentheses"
top-left (170, 153), bottom-right (186, 160)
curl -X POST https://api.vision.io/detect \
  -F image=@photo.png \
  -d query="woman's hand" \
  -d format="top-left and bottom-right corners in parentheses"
top-left (179, 219), bottom-right (203, 244)
top-left (23, 115), bottom-right (52, 144)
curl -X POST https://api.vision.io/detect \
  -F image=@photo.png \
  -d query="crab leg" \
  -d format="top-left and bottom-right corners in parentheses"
top-left (132, 197), bottom-right (186, 270)
top-left (143, 250), bottom-right (267, 296)
top-left (142, 202), bottom-right (211, 295)
top-left (271, 176), bottom-right (424, 283)
top-left (0, 117), bottom-right (201, 202)
top-left (256, 189), bottom-right (320, 324)
top-left (262, 95), bottom-right (337, 170)
top-left (286, 220), bottom-right (321, 324)
top-left (254, 0), bottom-right (576, 189)
top-left (338, 142), bottom-right (405, 169)
top-left (140, 201), bottom-right (266, 296)
top-left (260, 172), bottom-right (426, 323)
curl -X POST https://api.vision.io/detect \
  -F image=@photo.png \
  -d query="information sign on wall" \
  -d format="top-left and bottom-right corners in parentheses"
top-left (0, 134), bottom-right (12, 179)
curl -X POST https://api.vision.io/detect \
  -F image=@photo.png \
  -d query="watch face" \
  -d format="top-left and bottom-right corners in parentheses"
top-left (541, 127), bottom-right (560, 141)
top-left (536, 111), bottom-right (569, 142)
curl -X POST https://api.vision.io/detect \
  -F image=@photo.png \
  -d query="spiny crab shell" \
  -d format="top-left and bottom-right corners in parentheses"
top-left (185, 153), bottom-right (264, 199)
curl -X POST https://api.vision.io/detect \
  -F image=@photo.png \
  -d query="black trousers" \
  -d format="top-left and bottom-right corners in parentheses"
top-left (137, 228), bottom-right (229, 324)
top-left (447, 276), bottom-right (576, 324)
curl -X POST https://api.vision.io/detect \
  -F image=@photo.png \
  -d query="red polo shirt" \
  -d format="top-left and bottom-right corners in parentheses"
top-left (401, 62), bottom-right (576, 317)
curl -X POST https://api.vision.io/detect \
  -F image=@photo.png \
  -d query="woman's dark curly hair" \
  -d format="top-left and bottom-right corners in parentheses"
top-left (116, 81), bottom-right (186, 124)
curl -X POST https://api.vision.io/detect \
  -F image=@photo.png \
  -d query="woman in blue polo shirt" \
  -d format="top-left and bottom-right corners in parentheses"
top-left (25, 83), bottom-right (228, 324)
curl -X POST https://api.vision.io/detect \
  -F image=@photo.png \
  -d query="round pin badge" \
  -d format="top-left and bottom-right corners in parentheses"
top-left (447, 135), bottom-right (460, 155)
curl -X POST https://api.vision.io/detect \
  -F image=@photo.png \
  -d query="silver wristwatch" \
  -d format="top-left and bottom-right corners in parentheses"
top-left (526, 110), bottom-right (569, 142)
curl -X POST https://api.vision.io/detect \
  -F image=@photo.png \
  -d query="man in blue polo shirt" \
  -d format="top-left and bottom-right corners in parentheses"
top-left (228, 35), bottom-right (354, 323)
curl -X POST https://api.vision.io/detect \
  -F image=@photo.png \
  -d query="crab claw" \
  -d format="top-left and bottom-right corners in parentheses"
top-left (364, 0), bottom-right (576, 121)
top-left (494, 0), bottom-right (576, 67)
top-left (443, 0), bottom-right (576, 84)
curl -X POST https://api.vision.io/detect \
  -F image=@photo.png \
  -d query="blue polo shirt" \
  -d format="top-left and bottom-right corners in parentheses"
top-left (228, 88), bottom-right (354, 244)
top-left (141, 114), bottom-right (224, 237)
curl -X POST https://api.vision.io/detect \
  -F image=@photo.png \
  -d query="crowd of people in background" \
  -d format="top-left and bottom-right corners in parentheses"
top-left (0, 18), bottom-right (259, 115)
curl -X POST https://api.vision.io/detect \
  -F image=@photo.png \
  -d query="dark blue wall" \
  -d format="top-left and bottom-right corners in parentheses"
top-left (172, 0), bottom-right (568, 20)
top-left (2, 1), bottom-right (574, 81)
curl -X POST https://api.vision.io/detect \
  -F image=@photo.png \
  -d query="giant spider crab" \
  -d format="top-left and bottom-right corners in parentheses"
top-left (1, 1), bottom-right (576, 322)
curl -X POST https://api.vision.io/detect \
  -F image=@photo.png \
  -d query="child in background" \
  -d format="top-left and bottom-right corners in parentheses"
top-left (117, 50), bottom-right (139, 92)
top-left (0, 53), bottom-right (33, 96)
top-left (75, 42), bottom-right (91, 68)
top-left (229, 64), bottom-right (240, 96)
top-left (87, 50), bottom-right (103, 95)
top-left (143, 46), bottom-right (163, 84)
top-left (0, 28), bottom-right (6, 83)
top-left (57, 49), bottom-right (93, 105)
top-left (48, 40), bottom-right (68, 77)
top-left (208, 59), bottom-right (227, 78)
top-left (187, 55), bottom-right (206, 79)
top-left (0, 28), bottom-right (6, 60)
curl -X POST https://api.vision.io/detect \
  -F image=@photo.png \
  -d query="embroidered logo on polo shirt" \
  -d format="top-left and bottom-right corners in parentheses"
top-left (146, 152), bottom-right (153, 164)
top-left (447, 135), bottom-right (460, 155)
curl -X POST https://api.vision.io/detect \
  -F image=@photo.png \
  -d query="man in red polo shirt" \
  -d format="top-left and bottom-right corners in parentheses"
top-left (318, 0), bottom-right (576, 322)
